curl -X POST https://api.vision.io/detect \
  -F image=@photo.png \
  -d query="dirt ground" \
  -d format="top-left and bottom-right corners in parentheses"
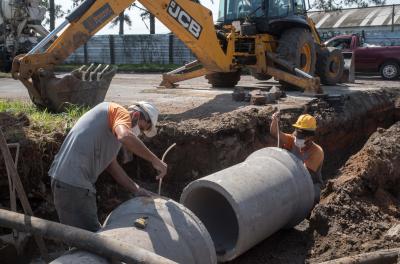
top-left (0, 74), bottom-right (398, 120)
top-left (0, 74), bottom-right (399, 263)
top-left (229, 122), bottom-right (400, 264)
top-left (309, 122), bottom-right (400, 262)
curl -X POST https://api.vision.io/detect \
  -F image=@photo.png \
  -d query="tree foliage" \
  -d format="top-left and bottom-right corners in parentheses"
top-left (39, 0), bottom-right (64, 29)
top-left (312, 0), bottom-right (386, 10)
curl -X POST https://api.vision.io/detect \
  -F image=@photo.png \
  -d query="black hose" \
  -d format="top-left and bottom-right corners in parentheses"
top-left (0, 208), bottom-right (177, 264)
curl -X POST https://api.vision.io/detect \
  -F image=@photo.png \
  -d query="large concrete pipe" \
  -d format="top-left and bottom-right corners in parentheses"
top-left (0, 208), bottom-right (175, 264)
top-left (180, 147), bottom-right (315, 262)
top-left (52, 197), bottom-right (217, 264)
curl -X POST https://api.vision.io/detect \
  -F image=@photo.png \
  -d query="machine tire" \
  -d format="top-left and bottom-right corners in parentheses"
top-left (250, 69), bottom-right (272, 81)
top-left (380, 61), bottom-right (399, 80)
top-left (277, 28), bottom-right (316, 89)
top-left (0, 48), bottom-right (12, 72)
top-left (205, 71), bottom-right (241, 88)
top-left (316, 47), bottom-right (344, 85)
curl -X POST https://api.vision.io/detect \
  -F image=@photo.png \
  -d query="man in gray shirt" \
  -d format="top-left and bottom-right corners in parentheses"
top-left (49, 101), bottom-right (167, 231)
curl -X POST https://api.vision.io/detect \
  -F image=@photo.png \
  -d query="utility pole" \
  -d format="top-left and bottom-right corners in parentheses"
top-left (49, 0), bottom-right (55, 31)
top-left (392, 4), bottom-right (395, 32)
top-left (119, 12), bottom-right (124, 35)
top-left (150, 14), bottom-right (155, 34)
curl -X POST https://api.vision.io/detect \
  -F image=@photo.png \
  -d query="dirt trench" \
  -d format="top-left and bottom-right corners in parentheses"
top-left (309, 121), bottom-right (400, 262)
top-left (0, 88), bottom-right (399, 263)
top-left (126, 89), bottom-right (397, 201)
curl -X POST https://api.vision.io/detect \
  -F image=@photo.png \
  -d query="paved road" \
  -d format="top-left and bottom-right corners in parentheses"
top-left (0, 73), bottom-right (393, 119)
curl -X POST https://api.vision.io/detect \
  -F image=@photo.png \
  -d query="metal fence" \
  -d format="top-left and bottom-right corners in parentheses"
top-left (65, 34), bottom-right (196, 65)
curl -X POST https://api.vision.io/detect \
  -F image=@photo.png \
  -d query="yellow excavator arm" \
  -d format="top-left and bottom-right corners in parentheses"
top-left (12, 0), bottom-right (323, 111)
top-left (17, 0), bottom-right (235, 75)
top-left (12, 0), bottom-right (232, 94)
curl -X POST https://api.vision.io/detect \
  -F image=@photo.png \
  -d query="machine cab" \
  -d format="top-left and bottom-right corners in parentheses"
top-left (217, 0), bottom-right (309, 35)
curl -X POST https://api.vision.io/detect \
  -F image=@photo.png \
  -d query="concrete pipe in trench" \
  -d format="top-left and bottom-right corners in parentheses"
top-left (51, 197), bottom-right (217, 264)
top-left (180, 147), bottom-right (315, 262)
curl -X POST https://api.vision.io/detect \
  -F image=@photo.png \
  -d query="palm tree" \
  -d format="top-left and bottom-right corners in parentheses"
top-left (39, 0), bottom-right (63, 31)
top-left (139, 11), bottom-right (155, 34)
top-left (111, 11), bottom-right (132, 35)
top-left (49, 0), bottom-right (55, 30)
top-left (313, 0), bottom-right (385, 10)
top-left (132, 4), bottom-right (155, 34)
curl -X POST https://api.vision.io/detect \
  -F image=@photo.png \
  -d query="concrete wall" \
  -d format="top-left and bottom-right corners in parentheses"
top-left (66, 34), bottom-right (196, 65)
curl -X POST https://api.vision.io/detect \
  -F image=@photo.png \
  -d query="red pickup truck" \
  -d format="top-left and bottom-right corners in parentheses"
top-left (325, 34), bottom-right (400, 80)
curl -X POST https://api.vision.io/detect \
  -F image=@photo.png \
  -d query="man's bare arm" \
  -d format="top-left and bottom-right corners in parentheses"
top-left (114, 125), bottom-right (167, 179)
top-left (106, 159), bottom-right (140, 193)
top-left (270, 112), bottom-right (289, 147)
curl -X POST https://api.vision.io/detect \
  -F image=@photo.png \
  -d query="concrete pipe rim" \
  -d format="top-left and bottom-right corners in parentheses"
top-left (180, 180), bottom-right (242, 262)
top-left (103, 197), bottom-right (218, 264)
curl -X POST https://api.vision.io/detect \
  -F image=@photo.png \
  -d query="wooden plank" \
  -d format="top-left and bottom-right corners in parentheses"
top-left (0, 129), bottom-right (49, 261)
top-left (318, 248), bottom-right (399, 264)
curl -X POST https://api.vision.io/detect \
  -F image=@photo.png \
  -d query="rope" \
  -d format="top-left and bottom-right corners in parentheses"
top-left (158, 143), bottom-right (176, 196)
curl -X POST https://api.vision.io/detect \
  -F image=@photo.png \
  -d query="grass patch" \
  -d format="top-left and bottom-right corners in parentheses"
top-left (0, 100), bottom-right (88, 135)
top-left (55, 63), bottom-right (181, 73)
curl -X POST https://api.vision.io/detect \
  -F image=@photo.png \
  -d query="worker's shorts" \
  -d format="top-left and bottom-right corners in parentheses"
top-left (51, 179), bottom-right (101, 232)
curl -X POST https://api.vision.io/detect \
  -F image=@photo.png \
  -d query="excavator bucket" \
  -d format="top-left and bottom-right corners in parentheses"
top-left (27, 64), bottom-right (116, 112)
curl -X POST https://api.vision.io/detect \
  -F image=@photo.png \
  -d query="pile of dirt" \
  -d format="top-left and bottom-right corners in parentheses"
top-left (135, 90), bottom-right (396, 200)
top-left (309, 122), bottom-right (400, 262)
top-left (0, 89), bottom-right (397, 262)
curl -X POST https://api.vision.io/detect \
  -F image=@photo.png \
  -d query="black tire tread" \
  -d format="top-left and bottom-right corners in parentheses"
top-left (205, 71), bottom-right (241, 88)
top-left (250, 69), bottom-right (272, 81)
top-left (380, 61), bottom-right (400, 80)
top-left (276, 28), bottom-right (316, 89)
top-left (316, 47), bottom-right (344, 85)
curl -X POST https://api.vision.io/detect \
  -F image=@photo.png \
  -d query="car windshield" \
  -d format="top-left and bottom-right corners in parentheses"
top-left (325, 38), bottom-right (351, 50)
top-left (218, 0), bottom-right (265, 22)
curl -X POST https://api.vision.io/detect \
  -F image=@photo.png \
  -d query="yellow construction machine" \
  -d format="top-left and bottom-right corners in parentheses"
top-left (12, 0), bottom-right (344, 111)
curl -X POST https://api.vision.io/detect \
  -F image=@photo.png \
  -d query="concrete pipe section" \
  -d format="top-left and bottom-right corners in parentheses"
top-left (180, 147), bottom-right (315, 262)
top-left (51, 197), bottom-right (217, 264)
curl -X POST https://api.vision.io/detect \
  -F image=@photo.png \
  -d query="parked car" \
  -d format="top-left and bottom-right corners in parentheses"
top-left (325, 34), bottom-right (400, 80)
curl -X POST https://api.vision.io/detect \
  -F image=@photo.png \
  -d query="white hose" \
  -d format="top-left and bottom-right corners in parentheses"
top-left (276, 100), bottom-right (280, 148)
top-left (158, 143), bottom-right (177, 195)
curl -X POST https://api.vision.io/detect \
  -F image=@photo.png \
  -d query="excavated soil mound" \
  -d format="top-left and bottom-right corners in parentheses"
top-left (309, 122), bottom-right (400, 262)
top-left (0, 90), bottom-right (397, 263)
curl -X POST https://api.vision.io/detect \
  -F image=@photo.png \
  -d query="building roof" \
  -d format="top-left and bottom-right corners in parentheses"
top-left (308, 4), bottom-right (400, 29)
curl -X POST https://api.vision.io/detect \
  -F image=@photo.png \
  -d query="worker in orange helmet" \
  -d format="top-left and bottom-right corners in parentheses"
top-left (270, 112), bottom-right (324, 204)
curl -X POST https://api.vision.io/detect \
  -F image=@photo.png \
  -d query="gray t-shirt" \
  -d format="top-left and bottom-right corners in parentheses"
top-left (49, 102), bottom-right (122, 193)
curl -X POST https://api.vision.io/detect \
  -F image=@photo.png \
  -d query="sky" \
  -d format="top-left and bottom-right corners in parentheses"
top-left (54, 0), bottom-right (400, 35)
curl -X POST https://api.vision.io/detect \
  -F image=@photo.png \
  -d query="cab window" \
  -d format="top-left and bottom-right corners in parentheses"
top-left (294, 0), bottom-right (305, 14)
top-left (326, 38), bottom-right (351, 50)
top-left (268, 0), bottom-right (291, 18)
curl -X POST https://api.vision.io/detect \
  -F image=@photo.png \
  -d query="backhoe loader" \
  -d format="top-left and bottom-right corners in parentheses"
top-left (11, 0), bottom-right (344, 111)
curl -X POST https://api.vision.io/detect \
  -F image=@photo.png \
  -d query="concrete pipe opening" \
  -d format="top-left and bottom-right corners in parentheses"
top-left (181, 147), bottom-right (315, 262)
top-left (181, 186), bottom-right (239, 255)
